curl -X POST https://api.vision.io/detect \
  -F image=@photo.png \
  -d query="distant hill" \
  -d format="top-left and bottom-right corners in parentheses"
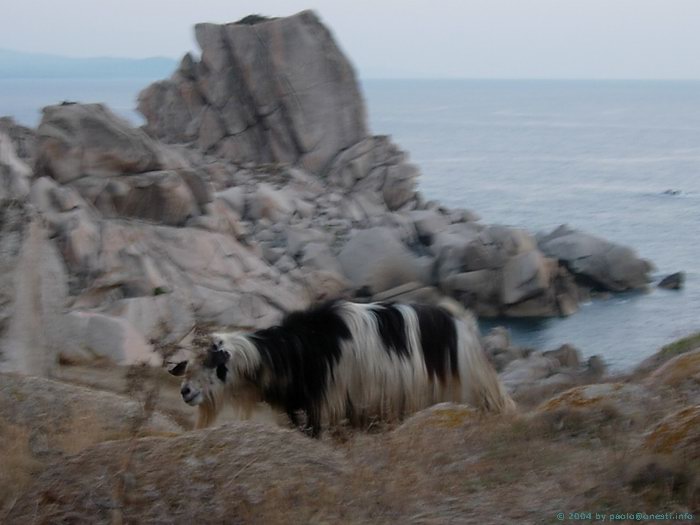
top-left (0, 49), bottom-right (177, 79)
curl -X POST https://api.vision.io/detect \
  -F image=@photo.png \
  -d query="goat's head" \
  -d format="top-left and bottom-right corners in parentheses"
top-left (169, 338), bottom-right (231, 406)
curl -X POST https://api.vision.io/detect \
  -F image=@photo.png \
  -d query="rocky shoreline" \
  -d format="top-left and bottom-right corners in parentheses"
top-left (0, 11), bottom-right (656, 374)
top-left (0, 11), bottom-right (698, 522)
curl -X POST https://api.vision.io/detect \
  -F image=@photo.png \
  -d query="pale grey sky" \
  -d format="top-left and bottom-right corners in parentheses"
top-left (2, 0), bottom-right (700, 79)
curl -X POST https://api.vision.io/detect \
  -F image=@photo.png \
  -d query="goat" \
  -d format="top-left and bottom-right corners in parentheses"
top-left (170, 300), bottom-right (515, 436)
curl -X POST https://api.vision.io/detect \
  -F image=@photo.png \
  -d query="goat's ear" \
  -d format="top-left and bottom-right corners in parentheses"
top-left (168, 360), bottom-right (188, 376)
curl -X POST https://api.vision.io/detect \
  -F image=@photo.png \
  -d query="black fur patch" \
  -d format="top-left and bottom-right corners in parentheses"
top-left (247, 300), bottom-right (351, 436)
top-left (203, 348), bottom-right (229, 369)
top-left (412, 304), bottom-right (459, 383)
top-left (169, 360), bottom-right (188, 377)
top-left (372, 303), bottom-right (409, 358)
top-left (216, 364), bottom-right (228, 382)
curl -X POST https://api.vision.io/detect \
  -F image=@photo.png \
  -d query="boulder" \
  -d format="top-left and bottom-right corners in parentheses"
top-left (57, 311), bottom-right (160, 366)
top-left (338, 227), bottom-right (428, 295)
top-left (216, 185), bottom-right (247, 215)
top-left (106, 293), bottom-right (195, 345)
top-left (299, 241), bottom-right (343, 275)
top-left (0, 373), bottom-right (181, 456)
top-left (542, 344), bottom-right (581, 369)
top-left (643, 405), bottom-right (700, 460)
top-left (482, 326), bottom-right (525, 371)
top-left (462, 226), bottom-right (535, 272)
top-left (35, 103), bottom-right (161, 183)
top-left (383, 162), bottom-right (418, 210)
top-left (537, 383), bottom-right (656, 420)
top-left (500, 250), bottom-right (552, 305)
top-left (538, 225), bottom-right (652, 291)
top-left (246, 183), bottom-right (295, 222)
top-left (410, 209), bottom-right (450, 245)
top-left (500, 354), bottom-right (559, 388)
top-left (139, 11), bottom-right (367, 173)
top-left (394, 403), bottom-right (479, 437)
top-left (53, 208), bottom-right (102, 276)
top-left (117, 171), bottom-right (197, 225)
top-left (193, 198), bottom-right (246, 239)
top-left (0, 116), bottom-right (37, 162)
top-left (371, 282), bottom-right (446, 306)
top-left (646, 349), bottom-right (700, 393)
top-left (440, 269), bottom-right (500, 316)
top-left (0, 209), bottom-right (69, 377)
top-left (0, 131), bottom-right (32, 201)
top-left (284, 225), bottom-right (331, 258)
top-left (658, 272), bottom-right (684, 290)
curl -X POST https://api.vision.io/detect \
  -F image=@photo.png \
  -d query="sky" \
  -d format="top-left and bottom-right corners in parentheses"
top-left (2, 0), bottom-right (700, 79)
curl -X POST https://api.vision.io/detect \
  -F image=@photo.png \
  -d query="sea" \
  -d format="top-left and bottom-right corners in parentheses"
top-left (1, 77), bottom-right (698, 370)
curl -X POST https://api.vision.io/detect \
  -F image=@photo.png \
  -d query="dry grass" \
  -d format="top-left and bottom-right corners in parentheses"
top-left (0, 419), bottom-right (40, 516)
top-left (5, 331), bottom-right (700, 523)
top-left (6, 397), bottom-right (700, 523)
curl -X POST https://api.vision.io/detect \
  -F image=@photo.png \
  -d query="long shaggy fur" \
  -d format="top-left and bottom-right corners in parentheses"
top-left (174, 300), bottom-right (515, 436)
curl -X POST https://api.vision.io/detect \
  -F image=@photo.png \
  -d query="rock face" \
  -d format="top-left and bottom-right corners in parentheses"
top-left (138, 11), bottom-right (367, 173)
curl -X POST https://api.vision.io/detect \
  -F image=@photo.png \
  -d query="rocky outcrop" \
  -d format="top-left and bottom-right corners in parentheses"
top-left (537, 383), bottom-right (658, 422)
top-left (537, 225), bottom-right (652, 292)
top-left (434, 224), bottom-right (580, 317)
top-left (481, 327), bottom-right (606, 405)
top-left (138, 11), bottom-right (367, 173)
top-left (0, 11), bottom-right (662, 374)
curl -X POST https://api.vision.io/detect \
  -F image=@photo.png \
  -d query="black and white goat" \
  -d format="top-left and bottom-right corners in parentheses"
top-left (170, 300), bottom-right (515, 436)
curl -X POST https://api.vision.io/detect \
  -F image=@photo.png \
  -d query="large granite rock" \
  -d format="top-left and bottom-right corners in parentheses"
top-left (35, 103), bottom-right (163, 183)
top-left (0, 131), bottom-right (32, 201)
top-left (0, 204), bottom-right (69, 376)
top-left (537, 225), bottom-right (652, 292)
top-left (324, 135), bottom-right (419, 211)
top-left (138, 11), bottom-right (367, 173)
top-left (70, 170), bottom-right (207, 226)
top-left (338, 227), bottom-right (429, 295)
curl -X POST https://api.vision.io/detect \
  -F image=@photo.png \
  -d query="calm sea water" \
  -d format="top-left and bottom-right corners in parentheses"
top-left (364, 79), bottom-right (700, 369)
top-left (1, 78), bottom-right (698, 369)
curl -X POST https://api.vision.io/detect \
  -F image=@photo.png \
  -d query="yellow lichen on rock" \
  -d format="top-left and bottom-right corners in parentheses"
top-left (643, 405), bottom-right (700, 458)
top-left (394, 403), bottom-right (480, 436)
top-left (648, 350), bottom-right (700, 389)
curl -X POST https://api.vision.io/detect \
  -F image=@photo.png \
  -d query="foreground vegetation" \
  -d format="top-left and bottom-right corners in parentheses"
top-left (1, 334), bottom-right (698, 524)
